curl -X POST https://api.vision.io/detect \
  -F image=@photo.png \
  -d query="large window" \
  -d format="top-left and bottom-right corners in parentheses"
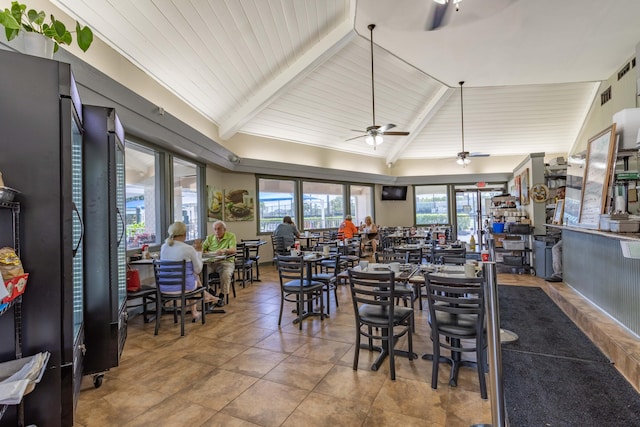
top-left (415, 185), bottom-right (449, 225)
top-left (302, 182), bottom-right (345, 229)
top-left (258, 178), bottom-right (297, 233)
top-left (173, 157), bottom-right (200, 240)
top-left (125, 142), bottom-right (159, 249)
top-left (350, 184), bottom-right (374, 226)
top-left (125, 140), bottom-right (205, 250)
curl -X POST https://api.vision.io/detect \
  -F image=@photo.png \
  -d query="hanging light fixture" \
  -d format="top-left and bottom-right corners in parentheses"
top-left (365, 132), bottom-right (384, 147)
top-left (457, 80), bottom-right (471, 167)
top-left (433, 0), bottom-right (462, 11)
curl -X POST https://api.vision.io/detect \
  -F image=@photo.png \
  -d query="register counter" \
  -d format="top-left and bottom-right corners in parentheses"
top-left (554, 225), bottom-right (640, 336)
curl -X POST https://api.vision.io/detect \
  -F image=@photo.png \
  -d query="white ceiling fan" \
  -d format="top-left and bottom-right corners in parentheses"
top-left (346, 24), bottom-right (410, 150)
top-left (456, 81), bottom-right (489, 166)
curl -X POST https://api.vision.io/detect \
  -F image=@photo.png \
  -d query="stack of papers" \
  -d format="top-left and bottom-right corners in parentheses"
top-left (0, 352), bottom-right (50, 405)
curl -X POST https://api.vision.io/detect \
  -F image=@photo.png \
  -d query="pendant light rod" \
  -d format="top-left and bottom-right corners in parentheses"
top-left (459, 80), bottom-right (465, 154)
top-left (369, 24), bottom-right (376, 127)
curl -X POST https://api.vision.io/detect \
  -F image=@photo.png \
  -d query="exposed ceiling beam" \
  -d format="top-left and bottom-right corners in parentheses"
top-left (385, 85), bottom-right (453, 165)
top-left (218, 19), bottom-right (356, 140)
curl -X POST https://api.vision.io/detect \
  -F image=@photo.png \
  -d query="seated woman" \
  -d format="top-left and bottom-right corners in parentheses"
top-left (360, 215), bottom-right (379, 253)
top-left (160, 221), bottom-right (219, 322)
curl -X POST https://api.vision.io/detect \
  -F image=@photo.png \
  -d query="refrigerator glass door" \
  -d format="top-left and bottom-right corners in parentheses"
top-left (115, 140), bottom-right (127, 308)
top-left (71, 116), bottom-right (84, 340)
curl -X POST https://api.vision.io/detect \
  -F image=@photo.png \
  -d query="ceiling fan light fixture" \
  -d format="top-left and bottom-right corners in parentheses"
top-left (434, 0), bottom-right (461, 4)
top-left (365, 134), bottom-right (383, 146)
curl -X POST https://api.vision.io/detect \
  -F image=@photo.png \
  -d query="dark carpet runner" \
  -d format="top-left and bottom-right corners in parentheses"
top-left (498, 285), bottom-right (640, 427)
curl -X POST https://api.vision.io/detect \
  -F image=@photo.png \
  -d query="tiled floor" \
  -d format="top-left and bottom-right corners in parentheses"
top-left (75, 263), bottom-right (638, 426)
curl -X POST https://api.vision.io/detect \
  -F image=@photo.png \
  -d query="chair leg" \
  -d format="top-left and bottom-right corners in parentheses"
top-left (431, 331), bottom-right (440, 389)
top-left (180, 296), bottom-right (186, 337)
top-left (388, 334), bottom-right (395, 380)
top-left (353, 328), bottom-right (361, 371)
top-left (477, 338), bottom-right (488, 399)
top-left (154, 299), bottom-right (161, 335)
top-left (278, 294), bottom-right (284, 326)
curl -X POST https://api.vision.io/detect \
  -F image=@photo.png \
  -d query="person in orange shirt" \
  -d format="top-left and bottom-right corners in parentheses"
top-left (338, 214), bottom-right (358, 239)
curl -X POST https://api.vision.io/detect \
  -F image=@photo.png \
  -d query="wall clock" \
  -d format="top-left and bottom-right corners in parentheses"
top-left (531, 183), bottom-right (549, 203)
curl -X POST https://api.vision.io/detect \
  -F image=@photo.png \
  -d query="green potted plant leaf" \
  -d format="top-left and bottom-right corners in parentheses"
top-left (0, 1), bottom-right (93, 53)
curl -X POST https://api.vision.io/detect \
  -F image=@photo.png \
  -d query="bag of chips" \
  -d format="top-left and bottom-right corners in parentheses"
top-left (0, 247), bottom-right (24, 280)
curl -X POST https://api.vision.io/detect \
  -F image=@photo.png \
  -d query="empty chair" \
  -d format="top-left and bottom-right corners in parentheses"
top-left (276, 255), bottom-right (325, 330)
top-left (347, 269), bottom-right (414, 380)
top-left (405, 247), bottom-right (423, 265)
top-left (271, 234), bottom-right (288, 264)
top-left (311, 254), bottom-right (340, 314)
top-left (439, 256), bottom-right (467, 265)
top-left (241, 239), bottom-right (262, 281)
top-left (153, 260), bottom-right (206, 336)
top-left (431, 246), bottom-right (466, 264)
top-left (375, 251), bottom-right (409, 264)
top-left (234, 242), bottom-right (254, 288)
top-left (424, 273), bottom-right (487, 399)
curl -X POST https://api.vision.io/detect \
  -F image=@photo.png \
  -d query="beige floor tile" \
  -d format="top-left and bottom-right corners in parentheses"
top-left (181, 369), bottom-right (260, 410)
top-left (313, 364), bottom-right (386, 404)
top-left (222, 379), bottom-right (309, 427)
top-left (291, 337), bottom-right (352, 363)
top-left (263, 355), bottom-right (333, 390)
top-left (281, 391), bottom-right (370, 427)
top-left (219, 346), bottom-right (289, 378)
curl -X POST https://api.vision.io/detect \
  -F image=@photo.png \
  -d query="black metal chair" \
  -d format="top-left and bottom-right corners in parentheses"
top-left (276, 255), bottom-right (325, 330)
top-left (153, 260), bottom-right (206, 336)
top-left (234, 242), bottom-right (254, 288)
top-left (431, 246), bottom-right (466, 264)
top-left (241, 239), bottom-right (262, 281)
top-left (424, 273), bottom-right (487, 399)
top-left (347, 269), bottom-right (414, 380)
top-left (311, 254), bottom-right (340, 314)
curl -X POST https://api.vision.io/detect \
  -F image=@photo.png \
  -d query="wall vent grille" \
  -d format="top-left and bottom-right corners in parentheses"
top-left (600, 86), bottom-right (611, 105)
top-left (618, 62), bottom-right (631, 80)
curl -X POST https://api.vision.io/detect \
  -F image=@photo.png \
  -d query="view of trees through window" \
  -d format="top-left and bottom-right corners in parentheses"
top-left (415, 185), bottom-right (449, 225)
top-left (125, 142), bottom-right (158, 249)
top-left (257, 178), bottom-right (374, 233)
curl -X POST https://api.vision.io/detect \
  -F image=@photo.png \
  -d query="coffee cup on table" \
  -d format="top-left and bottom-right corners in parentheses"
top-left (464, 263), bottom-right (476, 278)
top-left (359, 260), bottom-right (369, 271)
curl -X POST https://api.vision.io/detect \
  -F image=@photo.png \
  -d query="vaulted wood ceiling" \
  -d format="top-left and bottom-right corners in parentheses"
top-left (52, 0), bottom-right (640, 169)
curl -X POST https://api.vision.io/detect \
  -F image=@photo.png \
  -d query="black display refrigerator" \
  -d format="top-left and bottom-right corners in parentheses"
top-left (0, 49), bottom-right (85, 426)
top-left (82, 105), bottom-right (127, 386)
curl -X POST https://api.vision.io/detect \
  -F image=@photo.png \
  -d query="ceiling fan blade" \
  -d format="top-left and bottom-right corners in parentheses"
top-left (377, 123), bottom-right (396, 133)
top-left (382, 131), bottom-right (410, 136)
top-left (469, 152), bottom-right (490, 157)
top-left (426, 1), bottom-right (451, 31)
top-left (345, 134), bottom-right (367, 142)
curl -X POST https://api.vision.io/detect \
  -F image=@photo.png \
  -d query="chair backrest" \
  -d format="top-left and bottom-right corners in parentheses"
top-left (235, 242), bottom-right (248, 263)
top-left (348, 269), bottom-right (398, 327)
top-left (271, 234), bottom-right (288, 255)
top-left (406, 248), bottom-right (423, 264)
top-left (432, 246), bottom-right (466, 264)
top-left (241, 239), bottom-right (261, 258)
top-left (153, 260), bottom-right (189, 293)
top-left (375, 251), bottom-right (409, 264)
top-left (439, 255), bottom-right (467, 265)
top-left (276, 254), bottom-right (305, 283)
top-left (424, 273), bottom-right (485, 330)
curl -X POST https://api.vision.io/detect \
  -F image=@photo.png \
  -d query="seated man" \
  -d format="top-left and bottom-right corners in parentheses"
top-left (202, 220), bottom-right (236, 306)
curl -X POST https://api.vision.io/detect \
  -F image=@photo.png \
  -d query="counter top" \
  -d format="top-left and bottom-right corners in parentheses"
top-left (547, 224), bottom-right (640, 241)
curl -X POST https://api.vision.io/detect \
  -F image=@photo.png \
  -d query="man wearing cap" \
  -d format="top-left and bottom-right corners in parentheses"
top-left (338, 214), bottom-right (358, 240)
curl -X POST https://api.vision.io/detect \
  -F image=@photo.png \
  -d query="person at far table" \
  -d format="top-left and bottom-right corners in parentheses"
top-left (359, 215), bottom-right (379, 253)
top-left (273, 215), bottom-right (300, 250)
top-left (160, 221), bottom-right (220, 321)
top-left (546, 186), bottom-right (565, 283)
top-left (202, 220), bottom-right (237, 306)
top-left (338, 214), bottom-right (358, 240)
